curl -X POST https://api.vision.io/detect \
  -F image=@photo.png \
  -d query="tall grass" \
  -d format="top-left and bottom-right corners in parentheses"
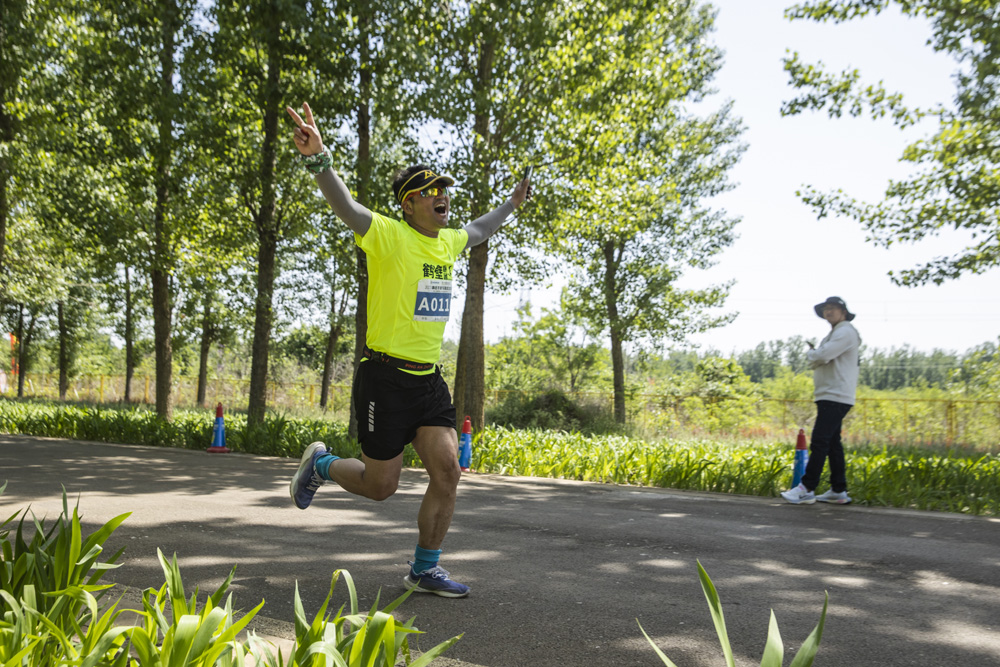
top-left (472, 426), bottom-right (1000, 516)
top-left (0, 398), bottom-right (359, 459)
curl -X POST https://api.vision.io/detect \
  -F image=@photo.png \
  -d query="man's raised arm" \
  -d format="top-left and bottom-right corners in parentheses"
top-left (287, 103), bottom-right (372, 236)
top-left (464, 173), bottom-right (533, 249)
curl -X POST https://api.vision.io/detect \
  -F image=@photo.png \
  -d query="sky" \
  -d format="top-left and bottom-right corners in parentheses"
top-left (446, 0), bottom-right (1000, 356)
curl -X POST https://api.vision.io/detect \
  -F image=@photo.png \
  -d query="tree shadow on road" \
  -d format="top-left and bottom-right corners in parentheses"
top-left (2, 434), bottom-right (998, 666)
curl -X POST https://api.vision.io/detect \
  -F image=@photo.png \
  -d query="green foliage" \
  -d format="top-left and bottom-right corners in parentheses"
top-left (782, 0), bottom-right (1000, 285)
top-left (247, 568), bottom-right (461, 667)
top-left (639, 561), bottom-right (828, 667)
top-left (470, 425), bottom-right (1000, 515)
top-left (950, 341), bottom-right (1000, 399)
top-left (486, 300), bottom-right (606, 396)
top-left (530, 2), bottom-right (745, 422)
top-left (759, 367), bottom-right (815, 402)
top-left (735, 337), bottom-right (811, 382)
top-left (734, 337), bottom-right (989, 391)
top-left (272, 325), bottom-right (350, 373)
top-left (473, 427), bottom-right (792, 495)
top-left (225, 412), bottom-right (358, 460)
top-left (119, 550), bottom-right (259, 666)
top-left (642, 358), bottom-right (761, 435)
top-left (0, 487), bottom-right (130, 665)
top-left (0, 488), bottom-right (460, 665)
top-left (486, 389), bottom-right (619, 435)
top-left (859, 345), bottom-right (960, 390)
top-left (849, 447), bottom-right (1000, 515)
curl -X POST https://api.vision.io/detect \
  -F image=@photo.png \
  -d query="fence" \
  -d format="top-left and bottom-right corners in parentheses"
top-left (3, 373), bottom-right (354, 420)
top-left (5, 373), bottom-right (999, 448)
top-left (629, 392), bottom-right (1000, 448)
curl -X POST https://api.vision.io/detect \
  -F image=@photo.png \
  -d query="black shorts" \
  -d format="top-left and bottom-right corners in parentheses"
top-left (353, 360), bottom-right (457, 461)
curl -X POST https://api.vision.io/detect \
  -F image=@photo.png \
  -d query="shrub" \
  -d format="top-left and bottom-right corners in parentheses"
top-left (0, 486), bottom-right (459, 666)
top-left (0, 398), bottom-right (361, 459)
top-left (486, 389), bottom-right (619, 434)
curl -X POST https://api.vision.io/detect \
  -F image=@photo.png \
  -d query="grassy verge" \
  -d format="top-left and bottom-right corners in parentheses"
top-left (0, 397), bottom-right (359, 459)
top-left (1, 398), bottom-right (996, 515)
top-left (474, 426), bottom-right (1000, 515)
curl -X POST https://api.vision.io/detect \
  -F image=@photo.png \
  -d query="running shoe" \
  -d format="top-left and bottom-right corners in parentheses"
top-left (403, 562), bottom-right (470, 598)
top-left (816, 489), bottom-right (852, 504)
top-left (290, 442), bottom-right (327, 510)
top-left (780, 483), bottom-right (816, 505)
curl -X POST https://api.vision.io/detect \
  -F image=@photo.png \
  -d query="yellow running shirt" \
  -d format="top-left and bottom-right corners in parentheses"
top-left (356, 211), bottom-right (468, 370)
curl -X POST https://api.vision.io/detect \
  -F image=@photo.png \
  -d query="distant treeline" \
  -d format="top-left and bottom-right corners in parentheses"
top-left (14, 323), bottom-right (999, 401)
top-left (658, 337), bottom-right (998, 391)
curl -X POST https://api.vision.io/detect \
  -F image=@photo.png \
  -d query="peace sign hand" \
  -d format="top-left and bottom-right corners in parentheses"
top-left (286, 102), bottom-right (325, 156)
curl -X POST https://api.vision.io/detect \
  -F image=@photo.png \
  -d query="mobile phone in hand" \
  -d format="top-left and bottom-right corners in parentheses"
top-left (521, 166), bottom-right (533, 181)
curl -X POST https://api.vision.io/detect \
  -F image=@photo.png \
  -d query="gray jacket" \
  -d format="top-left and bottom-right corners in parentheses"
top-left (807, 321), bottom-right (861, 405)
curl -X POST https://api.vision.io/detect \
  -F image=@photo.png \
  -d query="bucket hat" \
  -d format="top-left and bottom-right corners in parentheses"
top-left (814, 296), bottom-right (855, 321)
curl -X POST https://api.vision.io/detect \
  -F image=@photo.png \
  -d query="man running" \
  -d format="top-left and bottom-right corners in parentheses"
top-left (285, 102), bottom-right (531, 598)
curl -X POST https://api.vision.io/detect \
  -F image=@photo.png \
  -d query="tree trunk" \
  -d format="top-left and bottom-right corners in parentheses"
top-left (320, 335), bottom-right (341, 409)
top-left (608, 327), bottom-right (626, 423)
top-left (15, 306), bottom-right (36, 399)
top-left (196, 291), bottom-right (213, 408)
top-left (453, 34), bottom-right (496, 431)
top-left (246, 28), bottom-right (283, 426)
top-left (349, 6), bottom-right (373, 439)
top-left (151, 266), bottom-right (172, 417)
top-left (0, 149), bottom-right (7, 297)
top-left (603, 240), bottom-right (626, 423)
top-left (349, 249), bottom-right (368, 436)
top-left (0, 75), bottom-right (12, 294)
top-left (151, 0), bottom-right (178, 421)
top-left (14, 306), bottom-right (24, 398)
top-left (320, 327), bottom-right (335, 409)
top-left (248, 229), bottom-right (278, 424)
top-left (58, 301), bottom-right (68, 400)
top-left (454, 240), bottom-right (489, 429)
top-left (124, 266), bottom-right (135, 402)
top-left (320, 285), bottom-right (344, 409)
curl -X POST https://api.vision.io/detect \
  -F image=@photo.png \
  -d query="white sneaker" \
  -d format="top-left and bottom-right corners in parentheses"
top-left (780, 483), bottom-right (815, 505)
top-left (816, 489), bottom-right (852, 504)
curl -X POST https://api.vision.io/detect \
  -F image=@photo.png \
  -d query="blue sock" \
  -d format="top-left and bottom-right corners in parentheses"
top-left (314, 452), bottom-right (340, 481)
top-left (412, 546), bottom-right (442, 574)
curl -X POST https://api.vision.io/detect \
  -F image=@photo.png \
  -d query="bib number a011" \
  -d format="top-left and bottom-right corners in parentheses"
top-left (414, 279), bottom-right (453, 322)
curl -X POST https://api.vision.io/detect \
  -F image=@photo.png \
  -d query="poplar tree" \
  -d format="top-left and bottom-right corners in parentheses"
top-left (544, 2), bottom-right (745, 423)
top-left (783, 0), bottom-right (1000, 285)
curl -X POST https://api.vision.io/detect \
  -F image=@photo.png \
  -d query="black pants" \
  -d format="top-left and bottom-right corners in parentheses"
top-left (801, 400), bottom-right (852, 493)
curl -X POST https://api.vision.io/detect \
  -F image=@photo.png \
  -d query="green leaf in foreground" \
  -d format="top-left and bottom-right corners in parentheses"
top-left (640, 561), bottom-right (828, 667)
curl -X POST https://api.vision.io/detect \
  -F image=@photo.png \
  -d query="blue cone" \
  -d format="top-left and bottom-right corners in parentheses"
top-left (207, 402), bottom-right (230, 453)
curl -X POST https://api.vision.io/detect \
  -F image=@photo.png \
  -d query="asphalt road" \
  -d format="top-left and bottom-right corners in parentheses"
top-left (2, 434), bottom-right (998, 666)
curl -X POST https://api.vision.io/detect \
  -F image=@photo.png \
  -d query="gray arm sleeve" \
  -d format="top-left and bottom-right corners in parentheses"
top-left (464, 200), bottom-right (516, 249)
top-left (314, 168), bottom-right (373, 236)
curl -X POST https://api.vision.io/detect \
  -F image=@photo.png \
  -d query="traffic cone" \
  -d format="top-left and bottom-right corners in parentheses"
top-left (458, 416), bottom-right (472, 471)
top-left (792, 428), bottom-right (808, 487)
top-left (207, 402), bottom-right (231, 453)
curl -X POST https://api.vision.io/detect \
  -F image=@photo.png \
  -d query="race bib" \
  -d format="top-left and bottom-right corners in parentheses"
top-left (414, 279), bottom-right (453, 322)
